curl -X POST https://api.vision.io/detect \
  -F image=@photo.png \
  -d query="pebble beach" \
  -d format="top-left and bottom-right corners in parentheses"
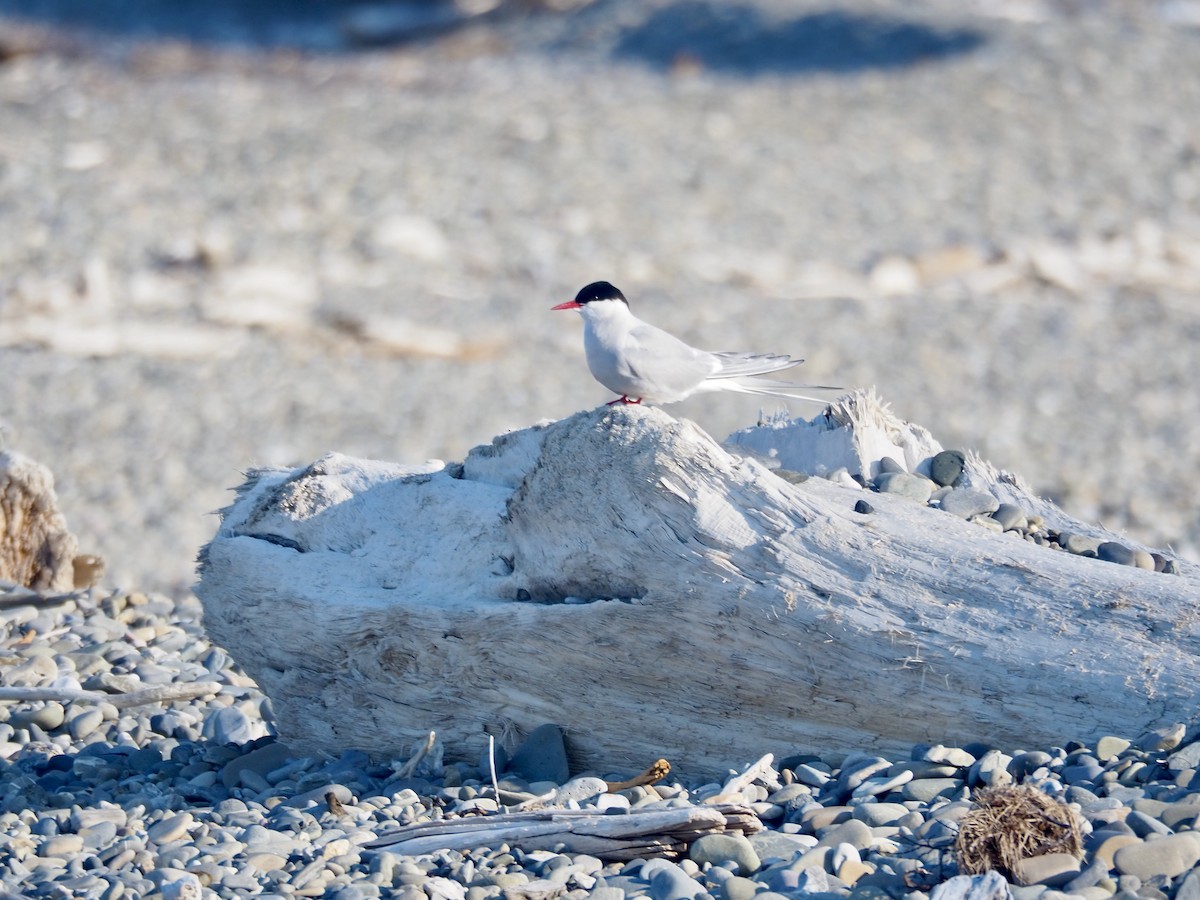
top-left (3, 0), bottom-right (1200, 897)
top-left (5, 580), bottom-right (1200, 899)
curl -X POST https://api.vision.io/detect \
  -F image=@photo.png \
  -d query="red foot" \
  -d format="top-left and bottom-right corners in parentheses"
top-left (607, 396), bottom-right (643, 406)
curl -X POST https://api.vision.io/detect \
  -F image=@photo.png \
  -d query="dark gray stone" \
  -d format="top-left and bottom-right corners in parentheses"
top-left (929, 450), bottom-right (966, 487)
top-left (1097, 541), bottom-right (1138, 566)
top-left (507, 723), bottom-right (570, 785)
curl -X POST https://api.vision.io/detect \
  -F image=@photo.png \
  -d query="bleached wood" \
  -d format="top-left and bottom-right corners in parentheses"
top-left (0, 450), bottom-right (80, 592)
top-left (364, 804), bottom-right (756, 860)
top-left (195, 393), bottom-right (1200, 777)
top-left (0, 682), bottom-right (222, 709)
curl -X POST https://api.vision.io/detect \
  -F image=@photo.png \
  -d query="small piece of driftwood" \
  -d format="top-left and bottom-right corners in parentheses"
top-left (0, 682), bottom-right (222, 709)
top-left (364, 804), bottom-right (761, 861)
top-left (0, 450), bottom-right (81, 592)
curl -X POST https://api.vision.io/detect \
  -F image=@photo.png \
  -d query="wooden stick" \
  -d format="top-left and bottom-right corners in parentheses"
top-left (0, 682), bottom-right (221, 709)
top-left (364, 804), bottom-right (760, 860)
top-left (605, 758), bottom-right (672, 792)
top-left (394, 730), bottom-right (437, 778)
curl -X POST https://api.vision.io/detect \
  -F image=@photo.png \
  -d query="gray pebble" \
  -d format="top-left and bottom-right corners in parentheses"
top-left (689, 833), bottom-right (760, 875)
top-left (929, 450), bottom-right (966, 487)
top-left (991, 503), bottom-right (1027, 531)
top-left (851, 801), bottom-right (911, 827)
top-left (938, 488), bottom-right (999, 519)
top-left (720, 875), bottom-right (760, 900)
top-left (1097, 736), bottom-right (1133, 760)
top-left (902, 778), bottom-right (963, 803)
top-left (815, 817), bottom-right (873, 850)
top-left (1097, 542), bottom-right (1140, 567)
top-left (147, 812), bottom-right (194, 844)
top-left (201, 707), bottom-right (258, 746)
top-left (68, 707), bottom-right (106, 741)
top-left (642, 858), bottom-right (706, 900)
top-left (221, 740), bottom-right (295, 789)
top-left (1126, 809), bottom-right (1172, 837)
top-left (875, 472), bottom-right (933, 502)
top-left (766, 783), bottom-right (812, 805)
top-left (1061, 533), bottom-right (1101, 556)
top-left (507, 723), bottom-right (569, 785)
top-left (40, 834), bottom-right (84, 857)
top-left (11, 702), bottom-right (65, 732)
top-left (854, 499), bottom-right (874, 514)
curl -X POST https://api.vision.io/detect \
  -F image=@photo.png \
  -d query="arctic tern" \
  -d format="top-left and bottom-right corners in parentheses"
top-left (553, 281), bottom-right (836, 406)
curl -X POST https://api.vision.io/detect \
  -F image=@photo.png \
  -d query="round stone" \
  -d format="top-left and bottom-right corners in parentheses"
top-left (874, 472), bottom-right (933, 503)
top-left (689, 833), bottom-right (761, 875)
top-left (902, 777), bottom-right (962, 803)
top-left (1061, 533), bottom-right (1101, 556)
top-left (148, 812), bottom-right (194, 844)
top-left (816, 818), bottom-right (873, 851)
top-left (854, 499), bottom-right (874, 515)
top-left (12, 702), bottom-right (65, 731)
top-left (68, 708), bottom-right (106, 741)
top-left (1096, 736), bottom-right (1132, 761)
top-left (1114, 832), bottom-right (1200, 879)
top-left (991, 503), bottom-right (1027, 531)
top-left (929, 450), bottom-right (966, 487)
top-left (938, 488), bottom-right (999, 519)
top-left (642, 859), bottom-right (706, 900)
top-left (1097, 542), bottom-right (1139, 566)
top-left (1014, 852), bottom-right (1081, 887)
top-left (720, 876), bottom-right (759, 900)
top-left (40, 834), bottom-right (84, 857)
top-left (851, 802), bottom-right (910, 827)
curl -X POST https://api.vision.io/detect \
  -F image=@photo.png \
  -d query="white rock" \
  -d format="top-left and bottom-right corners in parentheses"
top-left (371, 213), bottom-right (451, 262)
top-left (1027, 241), bottom-right (1087, 293)
top-left (869, 256), bottom-right (920, 297)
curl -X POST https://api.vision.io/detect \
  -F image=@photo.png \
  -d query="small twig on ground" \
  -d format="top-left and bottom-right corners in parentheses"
top-left (605, 758), bottom-right (672, 792)
top-left (395, 730), bottom-right (437, 779)
top-left (488, 734), bottom-right (502, 809)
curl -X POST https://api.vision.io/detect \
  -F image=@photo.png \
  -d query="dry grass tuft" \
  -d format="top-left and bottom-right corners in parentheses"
top-left (955, 785), bottom-right (1085, 883)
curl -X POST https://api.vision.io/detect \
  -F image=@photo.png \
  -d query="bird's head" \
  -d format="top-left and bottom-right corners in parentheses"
top-left (551, 281), bottom-right (629, 313)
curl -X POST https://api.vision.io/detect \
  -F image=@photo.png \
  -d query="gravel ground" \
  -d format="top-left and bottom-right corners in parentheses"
top-left (1, 0), bottom-right (1199, 594)
top-left (6, 581), bottom-right (1200, 899)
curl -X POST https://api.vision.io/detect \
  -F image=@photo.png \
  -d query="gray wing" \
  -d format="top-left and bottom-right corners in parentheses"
top-left (619, 321), bottom-right (720, 397)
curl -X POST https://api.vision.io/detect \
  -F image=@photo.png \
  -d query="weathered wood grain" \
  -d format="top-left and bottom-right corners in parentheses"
top-left (196, 395), bottom-right (1200, 777)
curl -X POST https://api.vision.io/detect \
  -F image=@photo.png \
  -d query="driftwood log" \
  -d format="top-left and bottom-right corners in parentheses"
top-left (195, 392), bottom-right (1200, 776)
top-left (0, 450), bottom-right (85, 591)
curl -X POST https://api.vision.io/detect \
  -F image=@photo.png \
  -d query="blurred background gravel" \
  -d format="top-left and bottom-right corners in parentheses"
top-left (1, 0), bottom-right (1198, 595)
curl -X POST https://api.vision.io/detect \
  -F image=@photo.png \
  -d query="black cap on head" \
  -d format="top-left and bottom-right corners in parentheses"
top-left (574, 281), bottom-right (628, 306)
